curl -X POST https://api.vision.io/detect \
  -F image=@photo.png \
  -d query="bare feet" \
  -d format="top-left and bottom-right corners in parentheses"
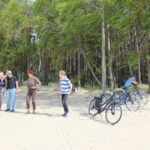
top-left (26, 110), bottom-right (30, 114)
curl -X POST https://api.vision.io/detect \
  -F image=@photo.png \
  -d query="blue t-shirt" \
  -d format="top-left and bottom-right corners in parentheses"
top-left (59, 76), bottom-right (72, 94)
top-left (124, 78), bottom-right (134, 87)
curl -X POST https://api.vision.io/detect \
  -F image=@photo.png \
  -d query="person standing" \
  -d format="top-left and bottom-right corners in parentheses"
top-left (0, 72), bottom-right (5, 111)
top-left (26, 70), bottom-right (41, 114)
top-left (5, 70), bottom-right (18, 112)
top-left (59, 70), bottom-right (72, 117)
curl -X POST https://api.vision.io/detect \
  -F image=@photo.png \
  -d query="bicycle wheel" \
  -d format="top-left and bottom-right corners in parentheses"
top-left (88, 99), bottom-right (99, 116)
top-left (105, 103), bottom-right (122, 125)
top-left (136, 91), bottom-right (148, 107)
top-left (125, 95), bottom-right (140, 111)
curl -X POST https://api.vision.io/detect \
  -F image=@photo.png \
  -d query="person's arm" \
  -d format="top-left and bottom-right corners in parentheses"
top-left (68, 80), bottom-right (73, 95)
top-left (3, 75), bottom-right (7, 89)
top-left (35, 77), bottom-right (41, 85)
top-left (132, 81), bottom-right (138, 85)
top-left (16, 81), bottom-right (19, 92)
top-left (131, 78), bottom-right (138, 86)
top-left (14, 76), bottom-right (19, 92)
top-left (34, 77), bottom-right (41, 90)
top-left (22, 80), bottom-right (28, 85)
top-left (70, 84), bottom-right (73, 94)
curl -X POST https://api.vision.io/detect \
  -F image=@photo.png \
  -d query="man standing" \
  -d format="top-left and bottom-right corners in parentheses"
top-left (5, 70), bottom-right (18, 112)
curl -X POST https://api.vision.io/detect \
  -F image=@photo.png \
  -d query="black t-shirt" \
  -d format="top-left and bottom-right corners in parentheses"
top-left (0, 79), bottom-right (5, 90)
top-left (7, 76), bottom-right (17, 89)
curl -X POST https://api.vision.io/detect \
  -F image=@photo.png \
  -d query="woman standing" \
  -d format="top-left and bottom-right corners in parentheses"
top-left (26, 70), bottom-right (41, 114)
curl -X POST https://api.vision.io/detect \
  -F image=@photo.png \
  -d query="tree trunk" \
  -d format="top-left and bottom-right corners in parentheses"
top-left (73, 52), bottom-right (76, 75)
top-left (129, 64), bottom-right (133, 75)
top-left (101, 6), bottom-right (106, 91)
top-left (77, 50), bottom-right (81, 84)
top-left (80, 50), bottom-right (101, 86)
top-left (107, 25), bottom-right (114, 90)
top-left (38, 56), bottom-right (41, 72)
top-left (135, 27), bottom-right (141, 83)
top-left (87, 63), bottom-right (101, 86)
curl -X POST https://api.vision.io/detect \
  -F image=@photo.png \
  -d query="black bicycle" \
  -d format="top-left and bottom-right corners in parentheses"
top-left (88, 93), bottom-right (122, 125)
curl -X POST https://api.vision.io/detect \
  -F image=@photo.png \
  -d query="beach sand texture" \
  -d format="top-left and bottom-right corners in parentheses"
top-left (0, 86), bottom-right (150, 150)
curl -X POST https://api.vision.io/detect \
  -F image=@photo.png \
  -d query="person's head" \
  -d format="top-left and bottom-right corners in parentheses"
top-left (27, 69), bottom-right (34, 78)
top-left (7, 70), bottom-right (13, 78)
top-left (59, 70), bottom-right (65, 79)
top-left (0, 72), bottom-right (4, 79)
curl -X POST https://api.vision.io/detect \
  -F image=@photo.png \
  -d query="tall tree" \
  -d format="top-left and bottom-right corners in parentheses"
top-left (101, 4), bottom-right (106, 91)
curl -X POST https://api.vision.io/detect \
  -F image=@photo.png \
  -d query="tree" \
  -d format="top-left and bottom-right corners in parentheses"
top-left (0, 0), bottom-right (149, 91)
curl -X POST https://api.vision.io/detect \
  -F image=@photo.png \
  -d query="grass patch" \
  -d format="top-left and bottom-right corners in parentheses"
top-left (138, 84), bottom-right (149, 91)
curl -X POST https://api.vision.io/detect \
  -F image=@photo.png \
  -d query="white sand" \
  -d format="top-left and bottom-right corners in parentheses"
top-left (0, 86), bottom-right (150, 150)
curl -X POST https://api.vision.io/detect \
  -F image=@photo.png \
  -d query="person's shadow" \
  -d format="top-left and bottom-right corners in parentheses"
top-left (12, 111), bottom-right (62, 117)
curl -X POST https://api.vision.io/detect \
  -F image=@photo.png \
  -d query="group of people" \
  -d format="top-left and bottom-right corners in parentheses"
top-left (0, 70), bottom-right (72, 117)
top-left (0, 71), bottom-right (18, 112)
top-left (0, 68), bottom-right (138, 118)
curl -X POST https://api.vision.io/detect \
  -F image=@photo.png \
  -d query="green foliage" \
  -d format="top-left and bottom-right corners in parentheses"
top-left (118, 52), bottom-right (140, 71)
top-left (0, 0), bottom-right (149, 86)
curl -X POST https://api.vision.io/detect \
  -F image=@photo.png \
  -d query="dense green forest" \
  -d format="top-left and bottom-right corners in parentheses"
top-left (0, 0), bottom-right (149, 92)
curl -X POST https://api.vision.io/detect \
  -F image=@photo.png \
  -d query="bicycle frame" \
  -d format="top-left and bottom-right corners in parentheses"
top-left (99, 95), bottom-right (114, 113)
top-left (117, 89), bottom-right (132, 103)
top-left (131, 87), bottom-right (140, 95)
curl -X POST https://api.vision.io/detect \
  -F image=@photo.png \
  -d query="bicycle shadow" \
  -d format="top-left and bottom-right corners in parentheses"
top-left (79, 112), bottom-right (109, 125)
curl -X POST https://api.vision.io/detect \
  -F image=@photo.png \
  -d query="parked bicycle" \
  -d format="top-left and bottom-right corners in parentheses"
top-left (130, 86), bottom-right (148, 107)
top-left (114, 87), bottom-right (140, 111)
top-left (88, 93), bottom-right (122, 125)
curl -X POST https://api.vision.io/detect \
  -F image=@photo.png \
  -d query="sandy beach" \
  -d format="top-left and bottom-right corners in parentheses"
top-left (0, 86), bottom-right (150, 150)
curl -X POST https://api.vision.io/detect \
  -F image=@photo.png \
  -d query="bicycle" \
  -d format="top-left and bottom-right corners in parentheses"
top-left (130, 86), bottom-right (148, 108)
top-left (88, 93), bottom-right (122, 125)
top-left (114, 88), bottom-right (140, 111)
